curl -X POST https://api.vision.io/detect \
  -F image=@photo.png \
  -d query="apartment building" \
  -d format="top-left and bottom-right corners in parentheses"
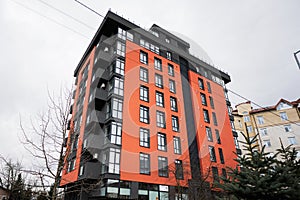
top-left (233, 99), bottom-right (300, 157)
top-left (60, 11), bottom-right (238, 200)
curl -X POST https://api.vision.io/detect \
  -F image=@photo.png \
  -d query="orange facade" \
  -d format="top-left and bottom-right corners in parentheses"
top-left (120, 41), bottom-right (191, 186)
top-left (188, 70), bottom-right (237, 183)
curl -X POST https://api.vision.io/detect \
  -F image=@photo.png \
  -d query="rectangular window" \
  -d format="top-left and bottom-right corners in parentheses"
top-left (175, 160), bottom-right (183, 180)
top-left (107, 98), bottom-right (123, 119)
top-left (209, 146), bottom-right (216, 162)
top-left (166, 51), bottom-right (172, 60)
top-left (156, 91), bottom-right (164, 107)
top-left (109, 77), bottom-right (124, 96)
top-left (173, 136), bottom-right (181, 154)
top-left (154, 57), bottom-right (162, 71)
top-left (257, 116), bottom-right (264, 124)
top-left (116, 41), bottom-right (125, 57)
top-left (140, 128), bottom-right (150, 148)
top-left (203, 109), bottom-right (210, 123)
top-left (198, 78), bottom-right (204, 90)
top-left (155, 74), bottom-right (163, 88)
top-left (140, 106), bottom-right (149, 124)
top-left (212, 112), bottom-right (218, 126)
top-left (140, 86), bottom-right (149, 102)
top-left (288, 137), bottom-right (297, 145)
top-left (200, 93), bottom-right (207, 106)
top-left (108, 148), bottom-right (120, 174)
top-left (207, 81), bottom-right (212, 93)
top-left (106, 122), bottom-right (122, 145)
top-left (114, 58), bottom-right (125, 75)
top-left (209, 96), bottom-right (215, 109)
top-left (169, 79), bottom-right (176, 93)
top-left (263, 139), bottom-right (271, 147)
top-left (206, 127), bottom-right (213, 142)
top-left (156, 111), bottom-right (166, 128)
top-left (218, 148), bottom-right (225, 164)
top-left (168, 64), bottom-right (174, 76)
top-left (172, 115), bottom-right (179, 132)
top-left (158, 156), bottom-right (168, 177)
top-left (212, 167), bottom-right (219, 182)
top-left (140, 153), bottom-right (150, 174)
top-left (260, 128), bottom-right (268, 136)
top-left (247, 125), bottom-right (253, 133)
top-left (140, 51), bottom-right (148, 64)
top-left (280, 112), bottom-right (288, 121)
top-left (244, 115), bottom-right (250, 122)
top-left (140, 67), bottom-right (148, 83)
top-left (157, 133), bottom-right (167, 151)
top-left (118, 27), bottom-right (126, 40)
top-left (170, 97), bottom-right (178, 112)
top-left (68, 159), bottom-right (75, 172)
top-left (215, 129), bottom-right (221, 144)
top-left (284, 124), bottom-right (292, 132)
top-left (222, 168), bottom-right (227, 178)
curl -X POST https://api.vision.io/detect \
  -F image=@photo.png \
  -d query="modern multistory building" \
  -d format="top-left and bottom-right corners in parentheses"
top-left (233, 99), bottom-right (300, 157)
top-left (60, 11), bottom-right (238, 200)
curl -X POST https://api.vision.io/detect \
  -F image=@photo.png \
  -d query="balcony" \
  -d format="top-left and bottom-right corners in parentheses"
top-left (95, 89), bottom-right (108, 101)
top-left (79, 161), bottom-right (101, 180)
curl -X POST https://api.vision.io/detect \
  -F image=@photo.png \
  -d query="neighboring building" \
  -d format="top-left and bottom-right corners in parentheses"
top-left (60, 11), bottom-right (238, 200)
top-left (233, 99), bottom-right (300, 157)
top-left (0, 186), bottom-right (9, 200)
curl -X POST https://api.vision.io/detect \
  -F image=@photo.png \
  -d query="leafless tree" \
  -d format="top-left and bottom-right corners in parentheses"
top-left (19, 87), bottom-right (72, 200)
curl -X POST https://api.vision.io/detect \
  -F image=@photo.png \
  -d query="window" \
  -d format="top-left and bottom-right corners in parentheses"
top-left (79, 165), bottom-right (84, 176)
top-left (106, 122), bottom-right (122, 145)
top-left (107, 98), bottom-right (123, 119)
top-left (156, 111), bottom-right (166, 128)
top-left (155, 74), bottom-right (163, 88)
top-left (114, 58), bottom-right (125, 76)
top-left (68, 159), bottom-right (75, 172)
top-left (173, 137), bottom-right (182, 154)
top-left (140, 106), bottom-right (149, 123)
top-left (140, 51), bottom-right (148, 64)
top-left (215, 129), bottom-right (221, 144)
top-left (172, 115), bottom-right (179, 132)
top-left (209, 96), bottom-right (215, 109)
top-left (158, 156), bottom-right (168, 177)
top-left (157, 133), bottom-right (167, 151)
top-left (175, 160), bottom-right (183, 180)
top-left (280, 112), bottom-right (288, 121)
top-left (154, 58), bottom-right (162, 71)
top-left (206, 127), bottom-right (213, 142)
top-left (200, 93), bottom-right (207, 106)
top-left (140, 128), bottom-right (150, 148)
top-left (263, 140), bottom-right (271, 147)
top-left (218, 148), bottom-right (225, 164)
top-left (170, 97), bottom-right (178, 112)
top-left (203, 109), bottom-right (210, 123)
top-left (222, 168), bottom-right (227, 178)
top-left (140, 86), bottom-right (149, 102)
top-left (257, 116), bottom-right (264, 124)
top-left (244, 115), bottom-right (250, 122)
top-left (109, 77), bottom-right (124, 96)
top-left (260, 128), bottom-right (268, 136)
top-left (156, 91), bottom-right (164, 107)
top-left (108, 148), bottom-right (120, 174)
top-left (212, 112), bottom-right (218, 126)
top-left (116, 41), bottom-right (125, 57)
top-left (168, 64), bottom-right (174, 76)
top-left (140, 67), bottom-right (148, 82)
top-left (118, 27), bottom-right (126, 40)
top-left (246, 125), bottom-right (253, 133)
top-left (209, 146), bottom-right (216, 162)
top-left (284, 124), bottom-right (292, 132)
top-left (165, 38), bottom-right (170, 43)
top-left (169, 79), bottom-right (176, 93)
top-left (166, 51), bottom-right (172, 60)
top-left (288, 137), bottom-right (297, 145)
top-left (140, 153), bottom-right (150, 174)
top-left (207, 82), bottom-right (212, 93)
top-left (198, 78), bottom-right (204, 90)
top-left (212, 167), bottom-right (219, 182)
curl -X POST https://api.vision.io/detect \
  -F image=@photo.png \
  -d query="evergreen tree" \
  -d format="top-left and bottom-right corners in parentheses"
top-left (217, 131), bottom-right (300, 200)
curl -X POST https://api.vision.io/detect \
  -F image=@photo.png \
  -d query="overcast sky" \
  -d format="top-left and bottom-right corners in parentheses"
top-left (1, 0), bottom-right (299, 163)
